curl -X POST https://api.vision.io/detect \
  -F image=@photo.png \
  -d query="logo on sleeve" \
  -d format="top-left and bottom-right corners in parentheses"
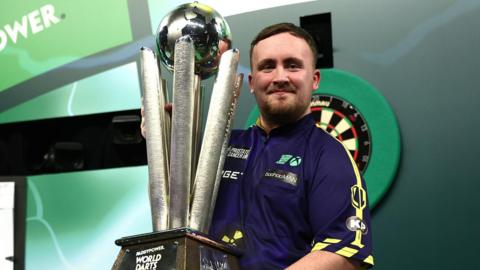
top-left (351, 185), bottom-right (367, 210)
top-left (276, 154), bottom-right (302, 167)
top-left (264, 169), bottom-right (298, 186)
top-left (346, 216), bottom-right (368, 235)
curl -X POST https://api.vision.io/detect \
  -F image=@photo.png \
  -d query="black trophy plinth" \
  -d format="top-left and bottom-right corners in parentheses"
top-left (112, 227), bottom-right (242, 270)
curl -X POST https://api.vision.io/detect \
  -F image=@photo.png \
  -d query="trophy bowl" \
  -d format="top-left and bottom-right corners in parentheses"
top-left (156, 2), bottom-right (232, 79)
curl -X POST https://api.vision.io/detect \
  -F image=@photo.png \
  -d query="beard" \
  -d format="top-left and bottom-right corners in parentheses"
top-left (258, 92), bottom-right (311, 127)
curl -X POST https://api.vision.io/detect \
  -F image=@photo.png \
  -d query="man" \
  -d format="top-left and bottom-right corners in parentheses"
top-left (142, 23), bottom-right (373, 269)
top-left (208, 23), bottom-right (373, 269)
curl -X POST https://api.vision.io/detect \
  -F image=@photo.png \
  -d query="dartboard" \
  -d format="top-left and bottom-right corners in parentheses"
top-left (310, 94), bottom-right (371, 173)
top-left (246, 69), bottom-right (401, 209)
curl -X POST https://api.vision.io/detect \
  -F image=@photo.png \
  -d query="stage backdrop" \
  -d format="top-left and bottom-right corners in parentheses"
top-left (1, 0), bottom-right (479, 269)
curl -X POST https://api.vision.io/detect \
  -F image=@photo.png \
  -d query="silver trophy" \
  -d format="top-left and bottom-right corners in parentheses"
top-left (145, 1), bottom-right (242, 233)
top-left (113, 3), bottom-right (242, 269)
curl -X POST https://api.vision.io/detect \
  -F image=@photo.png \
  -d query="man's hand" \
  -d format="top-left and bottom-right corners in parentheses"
top-left (140, 97), bottom-right (172, 139)
top-left (140, 98), bottom-right (146, 138)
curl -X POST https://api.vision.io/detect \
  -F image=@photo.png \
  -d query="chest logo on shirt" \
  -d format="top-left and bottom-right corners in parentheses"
top-left (226, 146), bottom-right (250, 160)
top-left (264, 169), bottom-right (298, 187)
top-left (276, 154), bottom-right (302, 167)
top-left (221, 170), bottom-right (243, 180)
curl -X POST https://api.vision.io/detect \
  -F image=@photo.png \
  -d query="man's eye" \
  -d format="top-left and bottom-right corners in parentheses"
top-left (259, 65), bottom-right (274, 72)
top-left (287, 63), bottom-right (300, 69)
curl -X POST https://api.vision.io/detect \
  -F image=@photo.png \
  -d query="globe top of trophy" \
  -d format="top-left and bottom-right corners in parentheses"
top-left (156, 2), bottom-right (232, 80)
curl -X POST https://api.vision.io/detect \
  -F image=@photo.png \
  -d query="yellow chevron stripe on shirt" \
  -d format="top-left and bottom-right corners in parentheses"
top-left (335, 246), bottom-right (359, 258)
top-left (312, 239), bottom-right (373, 265)
top-left (363, 255), bottom-right (374, 265)
top-left (312, 238), bottom-right (342, 251)
top-left (312, 242), bottom-right (330, 251)
top-left (324, 238), bottom-right (341, 244)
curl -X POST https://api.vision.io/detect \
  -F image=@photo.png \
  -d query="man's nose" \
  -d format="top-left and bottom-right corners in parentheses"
top-left (273, 67), bottom-right (289, 84)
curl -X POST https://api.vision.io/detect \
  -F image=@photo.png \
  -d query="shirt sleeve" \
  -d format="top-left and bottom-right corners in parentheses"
top-left (308, 136), bottom-right (374, 268)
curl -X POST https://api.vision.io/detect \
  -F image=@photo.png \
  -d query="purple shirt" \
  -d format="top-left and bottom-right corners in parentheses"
top-left (210, 114), bottom-right (374, 269)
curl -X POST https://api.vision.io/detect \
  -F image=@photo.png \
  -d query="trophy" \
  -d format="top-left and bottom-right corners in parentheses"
top-left (112, 2), bottom-right (243, 269)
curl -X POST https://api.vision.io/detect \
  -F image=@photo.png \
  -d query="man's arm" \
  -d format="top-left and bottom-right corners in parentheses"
top-left (286, 250), bottom-right (360, 270)
top-left (299, 134), bottom-right (374, 269)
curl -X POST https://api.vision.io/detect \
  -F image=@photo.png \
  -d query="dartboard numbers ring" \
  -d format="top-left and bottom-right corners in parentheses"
top-left (310, 94), bottom-right (371, 172)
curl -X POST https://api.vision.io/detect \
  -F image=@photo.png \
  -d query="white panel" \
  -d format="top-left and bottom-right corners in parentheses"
top-left (0, 182), bottom-right (14, 270)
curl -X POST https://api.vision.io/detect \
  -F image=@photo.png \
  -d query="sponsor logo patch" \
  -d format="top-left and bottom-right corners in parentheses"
top-left (264, 169), bottom-right (298, 187)
top-left (226, 146), bottom-right (250, 160)
top-left (276, 154), bottom-right (302, 167)
top-left (346, 216), bottom-right (368, 235)
top-left (221, 170), bottom-right (242, 180)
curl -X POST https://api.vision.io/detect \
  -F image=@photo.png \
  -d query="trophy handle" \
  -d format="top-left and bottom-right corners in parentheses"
top-left (190, 49), bottom-right (241, 233)
top-left (141, 47), bottom-right (169, 231)
top-left (169, 36), bottom-right (196, 229)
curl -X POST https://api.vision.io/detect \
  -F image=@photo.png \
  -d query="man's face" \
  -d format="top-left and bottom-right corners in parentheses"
top-left (249, 32), bottom-right (320, 127)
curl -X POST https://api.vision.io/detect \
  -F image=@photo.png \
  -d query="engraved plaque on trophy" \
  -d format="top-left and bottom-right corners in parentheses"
top-left (112, 228), bottom-right (241, 270)
top-left (112, 2), bottom-right (243, 269)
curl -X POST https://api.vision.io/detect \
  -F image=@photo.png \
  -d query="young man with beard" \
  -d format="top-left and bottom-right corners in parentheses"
top-left (141, 23), bottom-right (373, 269)
top-left (208, 23), bottom-right (373, 269)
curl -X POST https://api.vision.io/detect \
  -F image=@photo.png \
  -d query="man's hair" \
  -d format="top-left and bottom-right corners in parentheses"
top-left (249, 23), bottom-right (318, 68)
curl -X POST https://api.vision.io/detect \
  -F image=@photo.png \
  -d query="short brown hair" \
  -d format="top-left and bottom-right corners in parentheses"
top-left (250, 23), bottom-right (318, 68)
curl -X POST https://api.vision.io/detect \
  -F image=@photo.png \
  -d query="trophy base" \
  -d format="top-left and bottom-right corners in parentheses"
top-left (112, 227), bottom-right (242, 270)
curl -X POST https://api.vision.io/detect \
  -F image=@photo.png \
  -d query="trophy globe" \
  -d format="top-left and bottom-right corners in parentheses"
top-left (156, 2), bottom-right (232, 79)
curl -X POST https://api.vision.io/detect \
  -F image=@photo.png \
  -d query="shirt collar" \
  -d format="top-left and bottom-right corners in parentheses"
top-left (254, 113), bottom-right (315, 137)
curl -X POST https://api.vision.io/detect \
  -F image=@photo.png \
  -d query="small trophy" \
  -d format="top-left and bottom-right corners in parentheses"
top-left (112, 2), bottom-right (243, 270)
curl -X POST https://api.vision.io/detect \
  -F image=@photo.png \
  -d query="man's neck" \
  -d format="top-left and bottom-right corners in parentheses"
top-left (258, 111), bottom-right (311, 134)
top-left (257, 118), bottom-right (279, 134)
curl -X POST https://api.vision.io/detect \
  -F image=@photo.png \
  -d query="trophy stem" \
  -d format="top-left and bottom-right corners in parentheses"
top-left (191, 77), bottom-right (203, 189)
top-left (169, 36), bottom-right (196, 229)
top-left (156, 56), bottom-right (171, 161)
top-left (189, 49), bottom-right (240, 233)
top-left (141, 47), bottom-right (169, 231)
top-left (206, 73), bottom-right (243, 232)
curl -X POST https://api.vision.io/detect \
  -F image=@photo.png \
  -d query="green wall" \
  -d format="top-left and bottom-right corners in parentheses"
top-left (25, 167), bottom-right (150, 269)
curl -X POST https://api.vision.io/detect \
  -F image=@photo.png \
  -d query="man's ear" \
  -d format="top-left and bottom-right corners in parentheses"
top-left (312, 69), bottom-right (320, 90)
top-left (248, 73), bottom-right (254, 93)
